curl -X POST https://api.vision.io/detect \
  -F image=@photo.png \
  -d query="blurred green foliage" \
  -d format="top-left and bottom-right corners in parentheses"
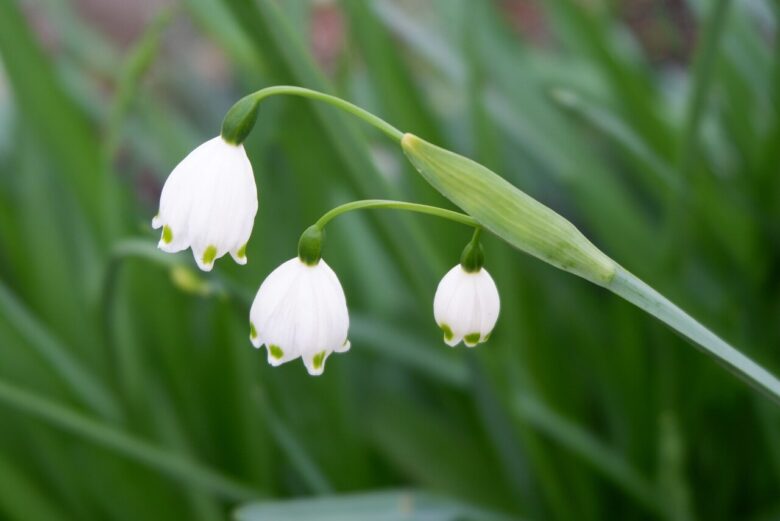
top-left (0, 0), bottom-right (778, 519)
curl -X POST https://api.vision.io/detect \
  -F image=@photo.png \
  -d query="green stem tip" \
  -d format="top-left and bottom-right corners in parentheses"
top-left (298, 225), bottom-right (323, 265)
top-left (460, 228), bottom-right (484, 272)
top-left (221, 94), bottom-right (260, 145)
top-left (460, 228), bottom-right (485, 273)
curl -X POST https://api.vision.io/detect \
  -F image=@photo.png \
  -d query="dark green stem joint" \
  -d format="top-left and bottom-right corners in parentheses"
top-left (221, 94), bottom-right (259, 145)
top-left (460, 228), bottom-right (484, 272)
top-left (298, 225), bottom-right (324, 266)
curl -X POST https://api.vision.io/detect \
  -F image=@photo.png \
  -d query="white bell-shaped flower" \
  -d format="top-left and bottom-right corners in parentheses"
top-left (152, 136), bottom-right (258, 271)
top-left (249, 257), bottom-right (350, 375)
top-left (433, 264), bottom-right (500, 347)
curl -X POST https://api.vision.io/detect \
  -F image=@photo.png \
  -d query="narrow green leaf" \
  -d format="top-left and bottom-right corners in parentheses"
top-left (677, 0), bottom-right (732, 182)
top-left (105, 5), bottom-right (178, 157)
top-left (0, 0), bottom-right (111, 241)
top-left (0, 379), bottom-right (259, 501)
top-left (0, 282), bottom-right (120, 420)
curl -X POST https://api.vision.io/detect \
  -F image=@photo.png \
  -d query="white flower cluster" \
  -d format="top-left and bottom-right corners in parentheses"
top-left (154, 137), bottom-right (500, 375)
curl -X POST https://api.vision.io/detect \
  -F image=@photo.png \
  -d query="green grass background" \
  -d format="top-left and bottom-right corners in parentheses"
top-left (0, 0), bottom-right (778, 519)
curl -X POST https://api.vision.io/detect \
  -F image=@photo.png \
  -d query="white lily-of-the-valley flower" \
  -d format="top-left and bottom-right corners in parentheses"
top-left (152, 136), bottom-right (258, 271)
top-left (249, 257), bottom-right (350, 375)
top-left (434, 264), bottom-right (500, 347)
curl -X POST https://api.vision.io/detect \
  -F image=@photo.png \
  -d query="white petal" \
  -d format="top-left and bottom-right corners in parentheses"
top-left (433, 265), bottom-right (462, 324)
top-left (191, 245), bottom-right (223, 272)
top-left (302, 350), bottom-right (330, 376)
top-left (434, 266), bottom-right (470, 346)
top-left (153, 136), bottom-right (258, 271)
top-left (230, 245), bottom-right (248, 265)
top-left (250, 259), bottom-right (304, 362)
top-left (290, 265), bottom-right (325, 359)
top-left (475, 269), bottom-right (500, 340)
top-left (335, 339), bottom-right (351, 353)
top-left (317, 260), bottom-right (350, 351)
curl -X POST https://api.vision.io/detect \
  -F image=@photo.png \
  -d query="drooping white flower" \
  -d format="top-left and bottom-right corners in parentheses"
top-left (152, 136), bottom-right (258, 271)
top-left (433, 265), bottom-right (500, 347)
top-left (249, 258), bottom-right (350, 375)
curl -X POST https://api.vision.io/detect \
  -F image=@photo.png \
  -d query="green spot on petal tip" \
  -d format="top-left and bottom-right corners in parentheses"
top-left (249, 322), bottom-right (257, 339)
top-left (202, 245), bottom-right (217, 265)
top-left (237, 243), bottom-right (247, 259)
top-left (464, 332), bottom-right (481, 345)
top-left (269, 344), bottom-right (283, 359)
top-left (313, 351), bottom-right (326, 370)
top-left (162, 225), bottom-right (173, 244)
top-left (440, 323), bottom-right (453, 341)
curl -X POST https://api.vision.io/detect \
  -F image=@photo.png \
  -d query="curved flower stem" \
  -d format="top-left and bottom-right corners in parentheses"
top-left (249, 86), bottom-right (403, 143)
top-left (314, 199), bottom-right (479, 230)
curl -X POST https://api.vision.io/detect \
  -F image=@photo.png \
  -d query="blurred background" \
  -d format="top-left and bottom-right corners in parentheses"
top-left (0, 0), bottom-right (778, 519)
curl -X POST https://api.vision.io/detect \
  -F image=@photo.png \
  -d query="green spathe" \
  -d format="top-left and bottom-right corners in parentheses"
top-left (401, 134), bottom-right (616, 286)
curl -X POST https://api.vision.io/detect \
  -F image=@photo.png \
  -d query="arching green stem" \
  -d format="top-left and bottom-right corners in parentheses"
top-left (313, 199), bottom-right (479, 230)
top-left (223, 86), bottom-right (403, 144)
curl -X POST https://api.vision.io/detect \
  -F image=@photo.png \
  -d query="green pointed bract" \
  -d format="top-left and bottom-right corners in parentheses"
top-left (401, 134), bottom-right (616, 286)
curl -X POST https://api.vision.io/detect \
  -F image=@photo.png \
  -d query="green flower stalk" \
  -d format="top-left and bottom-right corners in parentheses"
top-left (200, 86), bottom-right (780, 400)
